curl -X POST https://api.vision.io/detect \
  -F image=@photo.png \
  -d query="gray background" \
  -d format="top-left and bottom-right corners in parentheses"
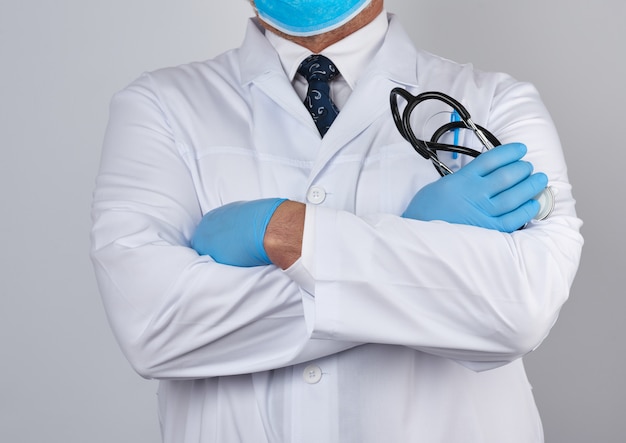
top-left (0, 0), bottom-right (622, 441)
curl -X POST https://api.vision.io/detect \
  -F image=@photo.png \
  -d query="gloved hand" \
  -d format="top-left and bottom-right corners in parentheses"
top-left (191, 198), bottom-right (287, 267)
top-left (402, 143), bottom-right (548, 233)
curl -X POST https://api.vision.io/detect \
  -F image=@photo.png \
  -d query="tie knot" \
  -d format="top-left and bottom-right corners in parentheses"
top-left (297, 54), bottom-right (339, 83)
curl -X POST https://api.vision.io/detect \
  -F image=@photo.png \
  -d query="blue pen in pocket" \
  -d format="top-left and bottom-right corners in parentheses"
top-left (450, 109), bottom-right (460, 159)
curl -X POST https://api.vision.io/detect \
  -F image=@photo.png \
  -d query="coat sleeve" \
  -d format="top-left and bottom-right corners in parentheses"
top-left (296, 79), bottom-right (584, 371)
top-left (90, 75), bottom-right (359, 380)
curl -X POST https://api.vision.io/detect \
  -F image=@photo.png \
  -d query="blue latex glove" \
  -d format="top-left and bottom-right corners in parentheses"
top-left (191, 198), bottom-right (287, 267)
top-left (402, 143), bottom-right (548, 233)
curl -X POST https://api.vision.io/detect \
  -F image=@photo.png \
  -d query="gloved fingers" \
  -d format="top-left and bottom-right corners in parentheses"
top-left (462, 143), bottom-right (527, 177)
top-left (483, 160), bottom-right (534, 197)
top-left (495, 199), bottom-right (541, 233)
top-left (488, 172), bottom-right (548, 216)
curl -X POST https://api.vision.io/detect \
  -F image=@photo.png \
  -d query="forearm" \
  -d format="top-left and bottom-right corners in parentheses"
top-left (301, 203), bottom-right (582, 368)
top-left (91, 204), bottom-right (360, 379)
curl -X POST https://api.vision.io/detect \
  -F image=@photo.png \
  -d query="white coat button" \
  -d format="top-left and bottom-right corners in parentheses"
top-left (306, 186), bottom-right (326, 204)
top-left (303, 365), bottom-right (323, 384)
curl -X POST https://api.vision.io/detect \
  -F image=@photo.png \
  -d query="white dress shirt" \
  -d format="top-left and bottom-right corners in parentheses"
top-left (91, 13), bottom-right (583, 443)
top-left (266, 9), bottom-right (388, 109)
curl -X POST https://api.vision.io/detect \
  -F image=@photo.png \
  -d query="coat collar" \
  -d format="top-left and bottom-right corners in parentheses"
top-left (238, 18), bottom-right (286, 87)
top-left (238, 14), bottom-right (420, 89)
top-left (369, 13), bottom-right (420, 88)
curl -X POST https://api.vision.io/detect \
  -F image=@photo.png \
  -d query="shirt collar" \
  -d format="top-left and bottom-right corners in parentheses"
top-left (264, 10), bottom-right (389, 90)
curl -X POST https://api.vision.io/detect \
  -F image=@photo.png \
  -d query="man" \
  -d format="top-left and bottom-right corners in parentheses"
top-left (91, 1), bottom-right (583, 441)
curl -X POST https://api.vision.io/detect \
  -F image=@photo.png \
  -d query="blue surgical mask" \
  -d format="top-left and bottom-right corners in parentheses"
top-left (253, 0), bottom-right (373, 37)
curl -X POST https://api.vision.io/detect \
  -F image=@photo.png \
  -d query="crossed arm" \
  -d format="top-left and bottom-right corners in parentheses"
top-left (193, 143), bottom-right (547, 270)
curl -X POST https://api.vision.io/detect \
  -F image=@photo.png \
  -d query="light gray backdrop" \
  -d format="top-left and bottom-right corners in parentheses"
top-left (1, 1), bottom-right (623, 442)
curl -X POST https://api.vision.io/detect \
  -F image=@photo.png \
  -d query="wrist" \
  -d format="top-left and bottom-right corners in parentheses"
top-left (264, 200), bottom-right (305, 269)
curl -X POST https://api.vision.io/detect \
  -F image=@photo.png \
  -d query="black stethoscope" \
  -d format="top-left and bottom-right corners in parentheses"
top-left (389, 88), bottom-right (554, 220)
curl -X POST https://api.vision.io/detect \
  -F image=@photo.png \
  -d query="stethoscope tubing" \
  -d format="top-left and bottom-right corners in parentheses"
top-left (389, 87), bottom-right (555, 220)
top-left (390, 88), bottom-right (494, 176)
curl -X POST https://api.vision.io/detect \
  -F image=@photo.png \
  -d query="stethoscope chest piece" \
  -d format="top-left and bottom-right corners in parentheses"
top-left (534, 187), bottom-right (555, 221)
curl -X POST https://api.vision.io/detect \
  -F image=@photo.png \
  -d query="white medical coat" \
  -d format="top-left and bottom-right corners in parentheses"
top-left (91, 15), bottom-right (583, 443)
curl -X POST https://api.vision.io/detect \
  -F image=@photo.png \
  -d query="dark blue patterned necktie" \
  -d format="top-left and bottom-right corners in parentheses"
top-left (297, 54), bottom-right (340, 137)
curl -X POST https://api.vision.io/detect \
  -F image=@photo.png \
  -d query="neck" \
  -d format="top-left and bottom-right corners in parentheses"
top-left (258, 0), bottom-right (384, 53)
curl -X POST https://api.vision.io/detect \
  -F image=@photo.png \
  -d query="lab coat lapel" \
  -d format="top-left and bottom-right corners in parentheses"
top-left (238, 20), bottom-right (322, 135)
top-left (308, 14), bottom-right (420, 181)
top-left (320, 75), bottom-right (397, 149)
top-left (237, 15), bottom-right (424, 180)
